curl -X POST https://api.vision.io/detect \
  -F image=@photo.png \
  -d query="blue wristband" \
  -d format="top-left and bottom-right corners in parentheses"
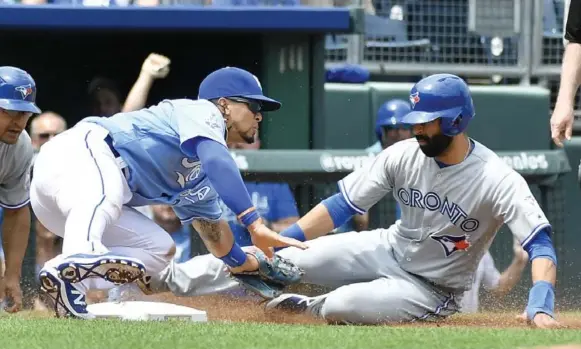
top-left (218, 243), bottom-right (248, 268)
top-left (274, 223), bottom-right (306, 252)
top-left (239, 209), bottom-right (260, 227)
top-left (526, 280), bottom-right (555, 320)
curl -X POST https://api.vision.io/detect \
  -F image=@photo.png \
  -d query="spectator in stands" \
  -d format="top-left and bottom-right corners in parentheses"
top-left (88, 53), bottom-right (170, 117)
top-left (550, 0), bottom-right (581, 147)
top-left (29, 111), bottom-right (67, 311)
top-left (221, 134), bottom-right (300, 247)
top-left (460, 239), bottom-right (529, 313)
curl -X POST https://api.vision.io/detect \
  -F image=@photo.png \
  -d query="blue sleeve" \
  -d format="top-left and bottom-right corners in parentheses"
top-left (321, 193), bottom-right (358, 228)
top-left (189, 137), bottom-right (254, 217)
top-left (269, 184), bottom-right (299, 221)
top-left (523, 227), bottom-right (557, 266)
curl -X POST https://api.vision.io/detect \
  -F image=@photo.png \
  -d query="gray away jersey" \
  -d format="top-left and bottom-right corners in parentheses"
top-left (0, 130), bottom-right (33, 209)
top-left (338, 138), bottom-right (549, 291)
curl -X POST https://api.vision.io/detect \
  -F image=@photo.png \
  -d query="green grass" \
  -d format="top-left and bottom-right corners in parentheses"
top-left (1, 316), bottom-right (581, 349)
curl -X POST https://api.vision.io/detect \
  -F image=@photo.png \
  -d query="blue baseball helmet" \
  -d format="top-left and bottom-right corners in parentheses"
top-left (0, 66), bottom-right (41, 114)
top-left (198, 67), bottom-right (281, 112)
top-left (375, 99), bottom-right (411, 141)
top-left (402, 74), bottom-right (474, 136)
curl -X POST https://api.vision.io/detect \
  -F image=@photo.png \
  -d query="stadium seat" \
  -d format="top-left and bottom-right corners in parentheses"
top-left (325, 14), bottom-right (430, 51)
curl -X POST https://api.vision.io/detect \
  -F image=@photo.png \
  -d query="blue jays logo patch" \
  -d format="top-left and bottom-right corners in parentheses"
top-left (15, 84), bottom-right (33, 99)
top-left (431, 234), bottom-right (471, 257)
top-left (409, 92), bottom-right (420, 108)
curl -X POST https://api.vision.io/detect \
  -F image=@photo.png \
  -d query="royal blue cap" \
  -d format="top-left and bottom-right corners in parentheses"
top-left (198, 67), bottom-right (281, 112)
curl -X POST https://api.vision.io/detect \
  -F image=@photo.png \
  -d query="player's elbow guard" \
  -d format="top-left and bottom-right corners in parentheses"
top-left (321, 193), bottom-right (359, 229)
top-left (523, 228), bottom-right (557, 266)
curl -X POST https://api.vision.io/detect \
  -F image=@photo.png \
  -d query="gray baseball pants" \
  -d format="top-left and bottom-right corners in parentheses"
top-left (153, 229), bottom-right (460, 324)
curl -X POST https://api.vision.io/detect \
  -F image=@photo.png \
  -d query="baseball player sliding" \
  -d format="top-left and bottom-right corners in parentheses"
top-left (32, 66), bottom-right (306, 319)
top-left (149, 74), bottom-right (559, 328)
top-left (0, 66), bottom-right (40, 313)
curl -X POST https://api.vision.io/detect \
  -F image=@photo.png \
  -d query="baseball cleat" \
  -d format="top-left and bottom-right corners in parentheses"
top-left (56, 253), bottom-right (146, 285)
top-left (265, 293), bottom-right (326, 316)
top-left (39, 267), bottom-right (94, 319)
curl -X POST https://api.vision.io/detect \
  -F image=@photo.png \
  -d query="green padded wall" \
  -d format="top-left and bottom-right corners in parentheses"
top-left (318, 83), bottom-right (372, 150)
top-left (261, 34), bottom-right (312, 150)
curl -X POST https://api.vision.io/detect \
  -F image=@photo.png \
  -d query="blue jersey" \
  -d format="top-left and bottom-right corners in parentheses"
top-left (82, 99), bottom-right (226, 224)
top-left (220, 182), bottom-right (299, 246)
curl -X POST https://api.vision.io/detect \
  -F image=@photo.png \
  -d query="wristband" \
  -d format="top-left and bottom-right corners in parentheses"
top-left (526, 280), bottom-right (555, 320)
top-left (218, 243), bottom-right (247, 268)
top-left (239, 207), bottom-right (260, 227)
top-left (274, 223), bottom-right (306, 252)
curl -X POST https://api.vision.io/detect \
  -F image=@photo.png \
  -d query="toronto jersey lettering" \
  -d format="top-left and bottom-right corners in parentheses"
top-left (338, 138), bottom-right (550, 291)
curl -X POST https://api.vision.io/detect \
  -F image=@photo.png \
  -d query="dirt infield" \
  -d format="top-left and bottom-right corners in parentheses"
top-left (142, 292), bottom-right (581, 329)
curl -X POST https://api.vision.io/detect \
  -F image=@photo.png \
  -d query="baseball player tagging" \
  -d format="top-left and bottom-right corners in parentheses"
top-left (31, 67), bottom-right (305, 319)
top-left (148, 74), bottom-right (559, 328)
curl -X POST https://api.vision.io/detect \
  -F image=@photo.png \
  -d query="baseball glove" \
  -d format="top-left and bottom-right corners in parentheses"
top-left (229, 250), bottom-right (305, 299)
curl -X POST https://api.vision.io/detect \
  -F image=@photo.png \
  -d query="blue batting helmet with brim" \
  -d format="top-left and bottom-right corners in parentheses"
top-left (375, 99), bottom-right (411, 141)
top-left (402, 73), bottom-right (475, 136)
top-left (0, 66), bottom-right (41, 114)
top-left (198, 67), bottom-right (281, 112)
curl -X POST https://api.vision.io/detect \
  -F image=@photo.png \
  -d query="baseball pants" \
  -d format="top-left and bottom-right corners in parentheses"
top-left (30, 122), bottom-right (175, 293)
top-left (154, 229), bottom-right (460, 324)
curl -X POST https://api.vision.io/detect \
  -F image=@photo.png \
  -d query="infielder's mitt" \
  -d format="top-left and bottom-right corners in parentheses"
top-left (230, 250), bottom-right (304, 299)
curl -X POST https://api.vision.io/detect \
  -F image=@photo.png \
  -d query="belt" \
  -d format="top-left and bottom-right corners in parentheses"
top-left (104, 134), bottom-right (129, 177)
top-left (104, 134), bottom-right (121, 158)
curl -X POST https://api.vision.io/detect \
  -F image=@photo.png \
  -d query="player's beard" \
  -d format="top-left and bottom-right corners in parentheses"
top-left (416, 134), bottom-right (453, 157)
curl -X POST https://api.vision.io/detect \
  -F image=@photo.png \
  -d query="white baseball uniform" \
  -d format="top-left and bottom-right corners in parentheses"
top-left (30, 99), bottom-right (229, 294)
top-left (151, 137), bottom-right (549, 324)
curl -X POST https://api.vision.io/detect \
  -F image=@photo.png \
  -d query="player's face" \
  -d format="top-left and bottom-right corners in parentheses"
top-left (412, 119), bottom-right (453, 157)
top-left (0, 108), bottom-right (33, 145)
top-left (381, 126), bottom-right (413, 149)
top-left (224, 98), bottom-right (263, 144)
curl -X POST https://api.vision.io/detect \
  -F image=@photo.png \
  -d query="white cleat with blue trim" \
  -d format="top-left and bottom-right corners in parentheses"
top-left (56, 253), bottom-right (146, 285)
top-left (38, 267), bottom-right (95, 319)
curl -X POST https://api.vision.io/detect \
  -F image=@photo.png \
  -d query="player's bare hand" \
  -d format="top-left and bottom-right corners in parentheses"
top-left (141, 53), bottom-right (171, 79)
top-left (550, 103), bottom-right (574, 148)
top-left (532, 313), bottom-right (563, 329)
top-left (2, 276), bottom-right (23, 313)
top-left (249, 220), bottom-right (307, 259)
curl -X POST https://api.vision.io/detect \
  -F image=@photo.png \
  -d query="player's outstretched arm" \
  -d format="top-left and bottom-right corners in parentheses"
top-left (193, 137), bottom-right (307, 258)
top-left (277, 146), bottom-right (394, 246)
top-left (276, 192), bottom-right (363, 247)
top-left (1, 205), bottom-right (31, 313)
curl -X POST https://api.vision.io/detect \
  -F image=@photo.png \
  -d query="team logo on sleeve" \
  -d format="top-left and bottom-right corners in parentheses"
top-left (431, 234), bottom-right (471, 257)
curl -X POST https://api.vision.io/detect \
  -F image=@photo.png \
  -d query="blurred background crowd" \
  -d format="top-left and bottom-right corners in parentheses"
top-left (0, 0), bottom-right (574, 313)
